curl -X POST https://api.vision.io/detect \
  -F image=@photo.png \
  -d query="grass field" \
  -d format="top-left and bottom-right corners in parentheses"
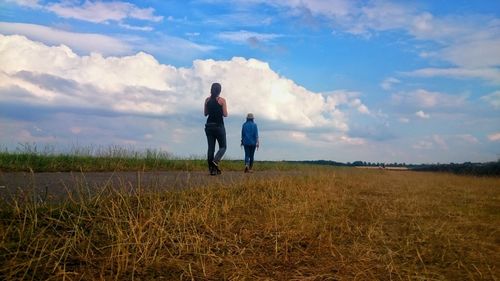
top-left (0, 147), bottom-right (499, 280)
top-left (0, 145), bottom-right (296, 172)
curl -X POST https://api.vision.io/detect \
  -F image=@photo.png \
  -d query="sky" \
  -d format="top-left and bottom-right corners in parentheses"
top-left (0, 0), bottom-right (499, 164)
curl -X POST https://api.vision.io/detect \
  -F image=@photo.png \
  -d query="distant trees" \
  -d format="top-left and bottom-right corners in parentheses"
top-left (289, 160), bottom-right (500, 176)
top-left (410, 161), bottom-right (500, 176)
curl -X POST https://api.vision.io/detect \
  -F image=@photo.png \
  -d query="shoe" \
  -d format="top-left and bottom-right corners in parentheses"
top-left (209, 167), bottom-right (217, 176)
top-left (212, 161), bottom-right (222, 174)
top-left (244, 165), bottom-right (249, 173)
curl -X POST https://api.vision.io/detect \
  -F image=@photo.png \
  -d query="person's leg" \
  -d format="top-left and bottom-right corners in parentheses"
top-left (205, 127), bottom-right (216, 174)
top-left (244, 145), bottom-right (251, 172)
top-left (248, 145), bottom-right (256, 170)
top-left (214, 126), bottom-right (227, 163)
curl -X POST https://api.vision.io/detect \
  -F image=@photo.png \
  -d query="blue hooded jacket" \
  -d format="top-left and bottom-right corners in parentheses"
top-left (241, 119), bottom-right (259, 146)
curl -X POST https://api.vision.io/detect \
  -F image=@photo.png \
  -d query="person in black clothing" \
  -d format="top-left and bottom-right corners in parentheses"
top-left (204, 82), bottom-right (228, 175)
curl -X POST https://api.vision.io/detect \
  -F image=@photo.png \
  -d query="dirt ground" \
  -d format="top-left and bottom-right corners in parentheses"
top-left (0, 170), bottom-right (294, 202)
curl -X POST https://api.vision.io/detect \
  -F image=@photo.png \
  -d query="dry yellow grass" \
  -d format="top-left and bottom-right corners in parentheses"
top-left (0, 167), bottom-right (499, 280)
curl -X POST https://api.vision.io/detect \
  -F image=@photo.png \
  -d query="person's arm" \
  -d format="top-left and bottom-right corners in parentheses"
top-left (218, 97), bottom-right (228, 117)
top-left (255, 124), bottom-right (259, 148)
top-left (204, 97), bottom-right (209, 116)
top-left (241, 124), bottom-right (244, 147)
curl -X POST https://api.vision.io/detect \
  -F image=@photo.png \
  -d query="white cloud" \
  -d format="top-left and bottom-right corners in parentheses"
top-left (0, 22), bottom-right (215, 61)
top-left (380, 77), bottom-right (400, 90)
top-left (231, 0), bottom-right (500, 68)
top-left (118, 23), bottom-right (153, 32)
top-left (219, 1), bottom-right (500, 76)
top-left (46, 1), bottom-right (163, 23)
top-left (415, 110), bottom-right (429, 119)
top-left (488, 133), bottom-right (500, 142)
top-left (218, 30), bottom-right (283, 45)
top-left (250, 1), bottom-right (417, 37)
top-left (392, 89), bottom-right (466, 109)
top-left (413, 140), bottom-right (433, 150)
top-left (137, 34), bottom-right (217, 62)
top-left (412, 135), bottom-right (448, 150)
top-left (442, 38), bottom-right (500, 68)
top-left (7, 0), bottom-right (163, 28)
top-left (408, 14), bottom-right (500, 65)
top-left (405, 67), bottom-right (500, 84)
top-left (265, 0), bottom-right (355, 18)
top-left (432, 134), bottom-right (448, 150)
top-left (289, 131), bottom-right (308, 142)
top-left (0, 22), bottom-right (132, 55)
top-left (456, 134), bottom-right (479, 144)
top-left (349, 98), bottom-right (370, 114)
top-left (0, 34), bottom-right (355, 131)
top-left (5, 0), bottom-right (41, 8)
top-left (204, 10), bottom-right (275, 28)
top-left (324, 90), bottom-right (371, 125)
top-left (481, 91), bottom-right (500, 109)
top-left (258, 0), bottom-right (500, 77)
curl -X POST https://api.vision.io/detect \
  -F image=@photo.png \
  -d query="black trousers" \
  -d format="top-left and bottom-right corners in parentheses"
top-left (205, 123), bottom-right (226, 170)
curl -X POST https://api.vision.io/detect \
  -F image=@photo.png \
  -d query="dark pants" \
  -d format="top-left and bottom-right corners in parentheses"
top-left (244, 145), bottom-right (257, 169)
top-left (205, 124), bottom-right (226, 170)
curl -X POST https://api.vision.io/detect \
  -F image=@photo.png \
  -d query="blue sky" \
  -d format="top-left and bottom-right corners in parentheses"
top-left (0, 0), bottom-right (499, 163)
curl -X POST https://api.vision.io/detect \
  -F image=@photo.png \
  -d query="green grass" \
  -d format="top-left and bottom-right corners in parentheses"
top-left (0, 145), bottom-right (300, 172)
top-left (0, 166), bottom-right (499, 280)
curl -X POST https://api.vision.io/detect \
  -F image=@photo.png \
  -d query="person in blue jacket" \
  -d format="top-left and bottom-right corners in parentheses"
top-left (241, 113), bottom-right (259, 173)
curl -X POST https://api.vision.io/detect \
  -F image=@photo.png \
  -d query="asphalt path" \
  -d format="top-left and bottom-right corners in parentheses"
top-left (0, 170), bottom-right (297, 202)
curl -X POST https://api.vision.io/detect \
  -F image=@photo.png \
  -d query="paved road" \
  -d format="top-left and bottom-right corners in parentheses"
top-left (0, 170), bottom-right (295, 202)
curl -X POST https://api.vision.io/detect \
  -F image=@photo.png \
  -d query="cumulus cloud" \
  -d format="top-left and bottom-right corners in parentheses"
top-left (350, 98), bottom-right (370, 114)
top-left (0, 34), bottom-right (357, 132)
top-left (415, 110), bottom-right (430, 119)
top-left (323, 90), bottom-right (371, 125)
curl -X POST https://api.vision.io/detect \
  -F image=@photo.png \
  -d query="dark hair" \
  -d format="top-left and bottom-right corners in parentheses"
top-left (210, 83), bottom-right (221, 98)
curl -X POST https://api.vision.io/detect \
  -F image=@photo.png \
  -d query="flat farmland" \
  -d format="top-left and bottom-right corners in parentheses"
top-left (0, 167), bottom-right (498, 280)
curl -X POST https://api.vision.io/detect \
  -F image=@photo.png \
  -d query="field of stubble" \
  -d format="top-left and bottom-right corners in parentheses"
top-left (0, 167), bottom-right (499, 280)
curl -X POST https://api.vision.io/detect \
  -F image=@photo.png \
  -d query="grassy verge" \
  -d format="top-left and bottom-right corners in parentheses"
top-left (0, 148), bottom-right (300, 172)
top-left (1, 167), bottom-right (499, 280)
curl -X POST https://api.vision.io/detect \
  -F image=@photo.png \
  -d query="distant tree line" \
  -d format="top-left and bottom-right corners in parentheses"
top-left (409, 161), bottom-right (500, 176)
top-left (288, 160), bottom-right (407, 168)
top-left (287, 160), bottom-right (500, 176)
